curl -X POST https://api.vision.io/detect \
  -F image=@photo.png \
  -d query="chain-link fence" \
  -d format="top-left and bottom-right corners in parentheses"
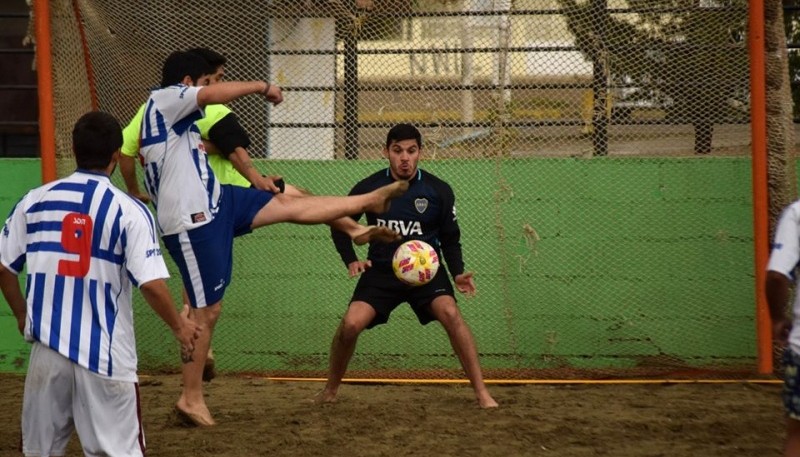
top-left (38, 0), bottom-right (758, 379)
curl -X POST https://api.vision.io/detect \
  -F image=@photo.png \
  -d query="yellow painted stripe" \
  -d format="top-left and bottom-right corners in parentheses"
top-left (265, 377), bottom-right (781, 385)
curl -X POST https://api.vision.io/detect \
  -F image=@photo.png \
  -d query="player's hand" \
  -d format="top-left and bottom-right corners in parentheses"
top-left (253, 175), bottom-right (283, 193)
top-left (131, 191), bottom-right (151, 205)
top-left (176, 304), bottom-right (202, 364)
top-left (454, 272), bottom-right (476, 297)
top-left (773, 317), bottom-right (792, 347)
top-left (202, 139), bottom-right (221, 155)
top-left (263, 83), bottom-right (283, 106)
top-left (16, 315), bottom-right (25, 336)
top-left (348, 260), bottom-right (372, 278)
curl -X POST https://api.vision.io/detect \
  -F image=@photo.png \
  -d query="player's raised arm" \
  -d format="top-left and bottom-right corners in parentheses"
top-left (197, 80), bottom-right (283, 107)
top-left (203, 111), bottom-right (282, 193)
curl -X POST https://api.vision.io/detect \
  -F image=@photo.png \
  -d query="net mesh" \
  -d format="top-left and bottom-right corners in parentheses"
top-left (39, 0), bottom-right (758, 379)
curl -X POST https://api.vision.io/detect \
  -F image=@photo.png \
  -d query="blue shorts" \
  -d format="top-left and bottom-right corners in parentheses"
top-left (783, 348), bottom-right (800, 419)
top-left (163, 185), bottom-right (272, 308)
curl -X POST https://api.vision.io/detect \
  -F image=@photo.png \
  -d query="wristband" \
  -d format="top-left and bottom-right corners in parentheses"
top-left (261, 175), bottom-right (285, 193)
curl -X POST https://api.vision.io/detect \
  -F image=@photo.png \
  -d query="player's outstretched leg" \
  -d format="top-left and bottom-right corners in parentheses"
top-left (282, 183), bottom-right (401, 245)
top-left (326, 222), bottom-right (397, 246)
top-left (252, 180), bottom-right (408, 228)
top-left (352, 226), bottom-right (401, 245)
top-left (368, 180), bottom-right (408, 213)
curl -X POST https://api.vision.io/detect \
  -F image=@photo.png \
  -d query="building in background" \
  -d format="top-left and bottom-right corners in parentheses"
top-left (0, 0), bottom-right (38, 158)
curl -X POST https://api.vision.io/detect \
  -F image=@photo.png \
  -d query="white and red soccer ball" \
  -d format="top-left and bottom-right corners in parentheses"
top-left (392, 240), bottom-right (440, 286)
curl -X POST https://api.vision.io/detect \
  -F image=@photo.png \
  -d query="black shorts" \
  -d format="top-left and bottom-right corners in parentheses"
top-left (351, 263), bottom-right (455, 329)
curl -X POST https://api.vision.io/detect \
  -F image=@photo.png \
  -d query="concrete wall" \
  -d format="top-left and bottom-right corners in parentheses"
top-left (0, 157), bottom-right (759, 376)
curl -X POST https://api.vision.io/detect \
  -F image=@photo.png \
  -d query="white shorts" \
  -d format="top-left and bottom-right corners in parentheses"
top-left (22, 342), bottom-right (145, 457)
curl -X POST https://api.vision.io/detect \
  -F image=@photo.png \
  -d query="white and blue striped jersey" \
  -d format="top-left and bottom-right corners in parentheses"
top-left (139, 84), bottom-right (221, 236)
top-left (0, 171), bottom-right (170, 382)
top-left (769, 200), bottom-right (800, 355)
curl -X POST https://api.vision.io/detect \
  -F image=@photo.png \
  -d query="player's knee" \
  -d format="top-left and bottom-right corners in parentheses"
top-left (197, 303), bottom-right (222, 326)
top-left (435, 303), bottom-right (463, 327)
top-left (339, 317), bottom-right (366, 339)
top-left (285, 184), bottom-right (311, 197)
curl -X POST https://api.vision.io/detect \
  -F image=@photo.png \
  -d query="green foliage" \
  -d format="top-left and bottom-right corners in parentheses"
top-left (785, 1), bottom-right (800, 120)
top-left (558, 0), bottom-right (749, 124)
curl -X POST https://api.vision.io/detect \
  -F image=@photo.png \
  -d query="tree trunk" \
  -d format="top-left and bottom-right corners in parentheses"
top-left (765, 0), bottom-right (797, 235)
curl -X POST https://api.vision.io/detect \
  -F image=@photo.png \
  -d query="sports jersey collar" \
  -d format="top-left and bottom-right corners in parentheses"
top-left (75, 169), bottom-right (111, 181)
top-left (150, 83), bottom-right (192, 94)
top-left (385, 168), bottom-right (421, 181)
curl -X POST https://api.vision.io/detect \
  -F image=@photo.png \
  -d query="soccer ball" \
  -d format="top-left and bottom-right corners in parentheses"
top-left (392, 240), bottom-right (440, 286)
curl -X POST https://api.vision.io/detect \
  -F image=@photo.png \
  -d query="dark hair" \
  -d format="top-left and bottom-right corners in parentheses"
top-left (385, 123), bottom-right (422, 150)
top-left (187, 47), bottom-right (227, 69)
top-left (160, 51), bottom-right (213, 87)
top-left (72, 111), bottom-right (122, 170)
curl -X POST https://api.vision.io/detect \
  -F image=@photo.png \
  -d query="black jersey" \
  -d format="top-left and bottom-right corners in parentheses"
top-left (331, 168), bottom-right (465, 277)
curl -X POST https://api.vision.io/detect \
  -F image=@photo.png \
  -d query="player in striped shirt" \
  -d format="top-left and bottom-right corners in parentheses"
top-left (0, 111), bottom-right (201, 456)
top-left (139, 51), bottom-right (407, 426)
top-left (123, 48), bottom-right (395, 384)
top-left (767, 200), bottom-right (800, 456)
top-left (120, 47), bottom-right (280, 203)
top-left (119, 48), bottom-right (269, 382)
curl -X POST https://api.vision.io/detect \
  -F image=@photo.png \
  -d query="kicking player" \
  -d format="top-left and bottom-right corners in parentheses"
top-left (315, 124), bottom-right (498, 409)
top-left (119, 47), bottom-right (277, 382)
top-left (122, 47), bottom-right (392, 383)
top-left (0, 111), bottom-right (200, 456)
top-left (138, 50), bottom-right (407, 426)
top-left (120, 48), bottom-right (281, 200)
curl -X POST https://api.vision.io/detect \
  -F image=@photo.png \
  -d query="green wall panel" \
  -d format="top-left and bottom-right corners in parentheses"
top-left (0, 157), bottom-right (762, 377)
top-left (0, 160), bottom-right (41, 372)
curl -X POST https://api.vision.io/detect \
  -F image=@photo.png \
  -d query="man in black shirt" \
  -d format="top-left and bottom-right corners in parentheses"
top-left (317, 124), bottom-right (498, 408)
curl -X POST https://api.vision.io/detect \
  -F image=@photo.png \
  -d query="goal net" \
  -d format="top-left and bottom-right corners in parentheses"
top-left (37, 0), bottom-right (757, 379)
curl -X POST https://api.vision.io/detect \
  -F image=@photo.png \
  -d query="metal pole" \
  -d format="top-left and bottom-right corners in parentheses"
top-left (591, 0), bottom-right (608, 156)
top-left (493, 0), bottom-right (512, 155)
top-left (344, 25), bottom-right (359, 160)
top-left (34, 0), bottom-right (56, 183)
top-left (461, 0), bottom-right (475, 135)
top-left (749, 0), bottom-right (771, 374)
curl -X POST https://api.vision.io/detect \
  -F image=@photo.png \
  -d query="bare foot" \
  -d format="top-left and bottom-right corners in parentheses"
top-left (175, 399), bottom-right (216, 427)
top-left (313, 389), bottom-right (338, 405)
top-left (367, 180), bottom-right (409, 214)
top-left (478, 395), bottom-right (499, 409)
top-left (353, 226), bottom-right (401, 246)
